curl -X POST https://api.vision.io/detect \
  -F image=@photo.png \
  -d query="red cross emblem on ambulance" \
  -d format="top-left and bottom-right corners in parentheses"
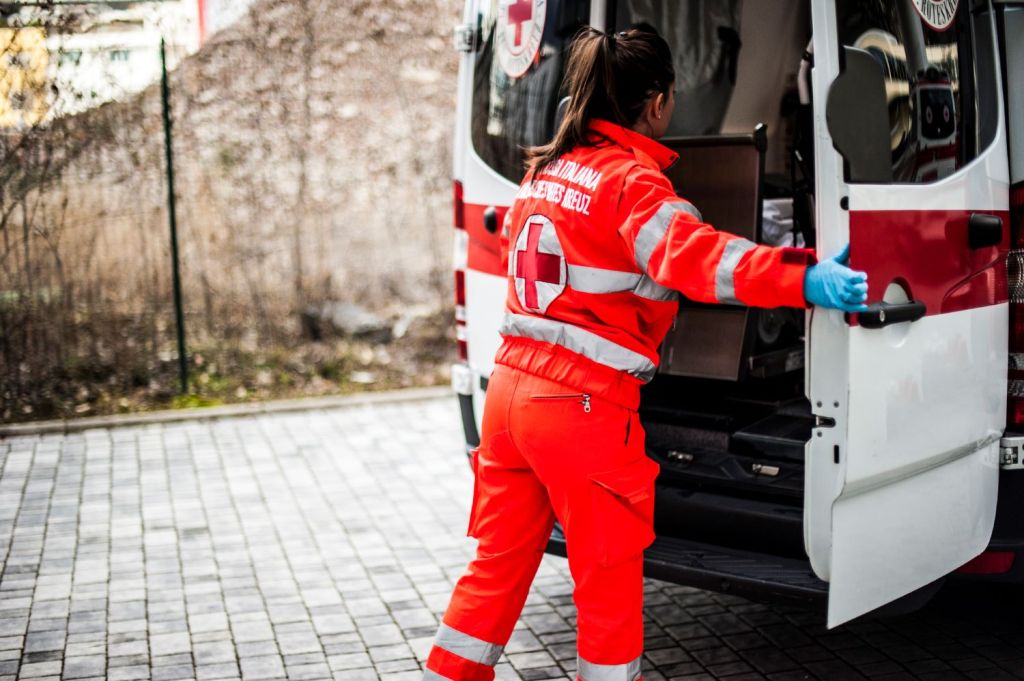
top-left (506, 0), bottom-right (533, 47)
top-left (496, 0), bottom-right (546, 79)
top-left (512, 214), bottom-right (566, 314)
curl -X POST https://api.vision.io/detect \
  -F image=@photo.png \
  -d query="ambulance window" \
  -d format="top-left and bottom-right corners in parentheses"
top-left (834, 0), bottom-right (978, 184)
top-left (471, 0), bottom-right (591, 184)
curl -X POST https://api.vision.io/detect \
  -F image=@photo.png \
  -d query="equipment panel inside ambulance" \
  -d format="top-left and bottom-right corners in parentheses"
top-left (450, 0), bottom-right (1024, 627)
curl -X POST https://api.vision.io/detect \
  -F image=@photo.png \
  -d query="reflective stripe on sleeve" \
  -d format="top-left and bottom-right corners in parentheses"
top-left (633, 275), bottom-right (678, 302)
top-left (715, 238), bottom-right (758, 305)
top-left (577, 655), bottom-right (643, 681)
top-left (433, 623), bottom-right (503, 667)
top-left (633, 201), bottom-right (703, 271)
top-left (500, 313), bottom-right (657, 382)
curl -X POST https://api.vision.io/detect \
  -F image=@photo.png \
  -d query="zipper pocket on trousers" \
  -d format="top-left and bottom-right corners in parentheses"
top-left (530, 393), bottom-right (591, 413)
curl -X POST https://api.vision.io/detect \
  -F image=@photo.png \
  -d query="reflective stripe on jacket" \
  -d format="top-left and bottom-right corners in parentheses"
top-left (497, 118), bottom-right (815, 388)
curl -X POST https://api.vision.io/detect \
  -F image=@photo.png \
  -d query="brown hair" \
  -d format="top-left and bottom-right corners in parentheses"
top-left (527, 25), bottom-right (675, 173)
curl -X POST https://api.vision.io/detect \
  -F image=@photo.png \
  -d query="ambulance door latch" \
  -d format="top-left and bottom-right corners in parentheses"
top-left (968, 213), bottom-right (1002, 250)
top-left (454, 23), bottom-right (478, 53)
top-left (999, 435), bottom-right (1024, 470)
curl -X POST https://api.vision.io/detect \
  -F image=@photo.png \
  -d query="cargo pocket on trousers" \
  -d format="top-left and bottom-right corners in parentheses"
top-left (587, 456), bottom-right (660, 567)
top-left (466, 447), bottom-right (483, 538)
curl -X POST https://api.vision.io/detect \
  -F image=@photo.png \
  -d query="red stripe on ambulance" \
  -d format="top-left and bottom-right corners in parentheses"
top-left (850, 209), bottom-right (1010, 320)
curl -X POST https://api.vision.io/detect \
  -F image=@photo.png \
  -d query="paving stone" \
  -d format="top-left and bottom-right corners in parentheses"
top-left (109, 654), bottom-right (150, 669)
top-left (152, 654), bottom-right (195, 668)
top-left (281, 653), bottom-right (326, 668)
top-left (375, 658), bottom-right (421, 673)
top-left (238, 655), bottom-right (285, 680)
top-left (22, 632), bottom-right (65, 654)
top-left (151, 664), bottom-right (196, 681)
top-left (193, 640), bottom-right (236, 665)
top-left (378, 671), bottom-right (425, 681)
top-left (331, 669), bottom-right (378, 681)
top-left (18, 660), bottom-right (62, 678)
top-left (0, 398), bottom-right (1021, 681)
top-left (60, 655), bottom-right (104, 679)
top-left (195, 661), bottom-right (240, 680)
top-left (326, 652), bottom-right (371, 672)
top-left (509, 651), bottom-right (558, 670)
top-left (106, 665), bottom-right (150, 681)
top-left (273, 632), bottom-right (321, 656)
top-left (281, 661), bottom-right (330, 680)
top-left (150, 632), bottom-right (192, 657)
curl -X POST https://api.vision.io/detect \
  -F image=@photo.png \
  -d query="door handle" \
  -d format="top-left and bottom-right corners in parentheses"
top-left (858, 301), bottom-right (926, 329)
top-left (968, 213), bottom-right (1002, 249)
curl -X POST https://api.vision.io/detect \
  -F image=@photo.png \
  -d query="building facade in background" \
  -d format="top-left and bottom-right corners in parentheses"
top-left (0, 0), bottom-right (255, 126)
top-left (198, 0), bottom-right (256, 42)
top-left (0, 27), bottom-right (49, 127)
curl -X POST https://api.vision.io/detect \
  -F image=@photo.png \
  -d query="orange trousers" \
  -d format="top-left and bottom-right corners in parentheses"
top-left (424, 364), bottom-right (659, 681)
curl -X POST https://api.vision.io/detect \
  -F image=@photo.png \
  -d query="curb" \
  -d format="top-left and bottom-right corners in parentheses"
top-left (0, 386), bottom-right (454, 438)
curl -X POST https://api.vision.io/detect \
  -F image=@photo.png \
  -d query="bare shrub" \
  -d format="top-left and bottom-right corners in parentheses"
top-left (1, 0), bottom-right (460, 421)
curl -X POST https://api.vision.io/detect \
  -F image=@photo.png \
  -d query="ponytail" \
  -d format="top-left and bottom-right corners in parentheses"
top-left (527, 25), bottom-right (675, 174)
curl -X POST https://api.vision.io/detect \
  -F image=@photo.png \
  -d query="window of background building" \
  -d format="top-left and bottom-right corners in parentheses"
top-left (60, 50), bottom-right (83, 66)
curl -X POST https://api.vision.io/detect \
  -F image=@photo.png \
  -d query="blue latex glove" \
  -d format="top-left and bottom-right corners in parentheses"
top-left (803, 244), bottom-right (869, 312)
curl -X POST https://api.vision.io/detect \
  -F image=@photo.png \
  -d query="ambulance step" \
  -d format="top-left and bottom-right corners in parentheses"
top-left (546, 526), bottom-right (827, 604)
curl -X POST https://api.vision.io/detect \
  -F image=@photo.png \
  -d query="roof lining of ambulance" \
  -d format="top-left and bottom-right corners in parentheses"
top-left (616, 0), bottom-right (810, 176)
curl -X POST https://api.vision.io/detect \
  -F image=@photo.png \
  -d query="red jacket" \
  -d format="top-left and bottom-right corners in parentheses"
top-left (496, 119), bottom-right (815, 407)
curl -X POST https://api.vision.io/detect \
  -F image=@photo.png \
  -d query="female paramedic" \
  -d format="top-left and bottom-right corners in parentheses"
top-left (424, 26), bottom-right (867, 681)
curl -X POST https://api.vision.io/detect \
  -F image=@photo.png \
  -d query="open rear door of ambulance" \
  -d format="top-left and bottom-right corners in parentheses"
top-left (805, 0), bottom-right (1011, 628)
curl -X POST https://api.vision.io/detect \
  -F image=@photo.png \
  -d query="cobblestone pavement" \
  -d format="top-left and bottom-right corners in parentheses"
top-left (1, 396), bottom-right (1023, 681)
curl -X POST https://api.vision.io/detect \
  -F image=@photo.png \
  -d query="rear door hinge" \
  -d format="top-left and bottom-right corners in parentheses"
top-left (453, 22), bottom-right (478, 52)
top-left (1000, 435), bottom-right (1024, 470)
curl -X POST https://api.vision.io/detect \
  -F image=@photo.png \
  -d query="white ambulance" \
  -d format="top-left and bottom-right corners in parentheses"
top-left (449, 0), bottom-right (1024, 628)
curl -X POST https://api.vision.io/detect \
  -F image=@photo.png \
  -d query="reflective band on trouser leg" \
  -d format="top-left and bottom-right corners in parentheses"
top-left (632, 201), bottom-right (703, 272)
top-left (499, 313), bottom-right (657, 382)
top-left (434, 624), bottom-right (504, 666)
top-left (577, 655), bottom-right (643, 681)
top-left (714, 238), bottom-right (758, 305)
top-left (423, 623), bottom-right (504, 680)
top-left (425, 643), bottom-right (499, 681)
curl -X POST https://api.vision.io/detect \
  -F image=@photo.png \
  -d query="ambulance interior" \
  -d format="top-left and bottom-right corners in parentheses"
top-left (616, 0), bottom-right (820, 559)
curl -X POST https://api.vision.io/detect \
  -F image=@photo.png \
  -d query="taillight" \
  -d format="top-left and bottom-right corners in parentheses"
top-left (1008, 183), bottom-right (1024, 426)
top-left (455, 268), bottom-right (468, 361)
top-left (453, 180), bottom-right (465, 230)
top-left (454, 181), bottom-right (468, 362)
top-left (455, 270), bottom-right (466, 312)
top-left (456, 324), bottom-right (469, 362)
top-left (956, 550), bottom-right (1015, 575)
